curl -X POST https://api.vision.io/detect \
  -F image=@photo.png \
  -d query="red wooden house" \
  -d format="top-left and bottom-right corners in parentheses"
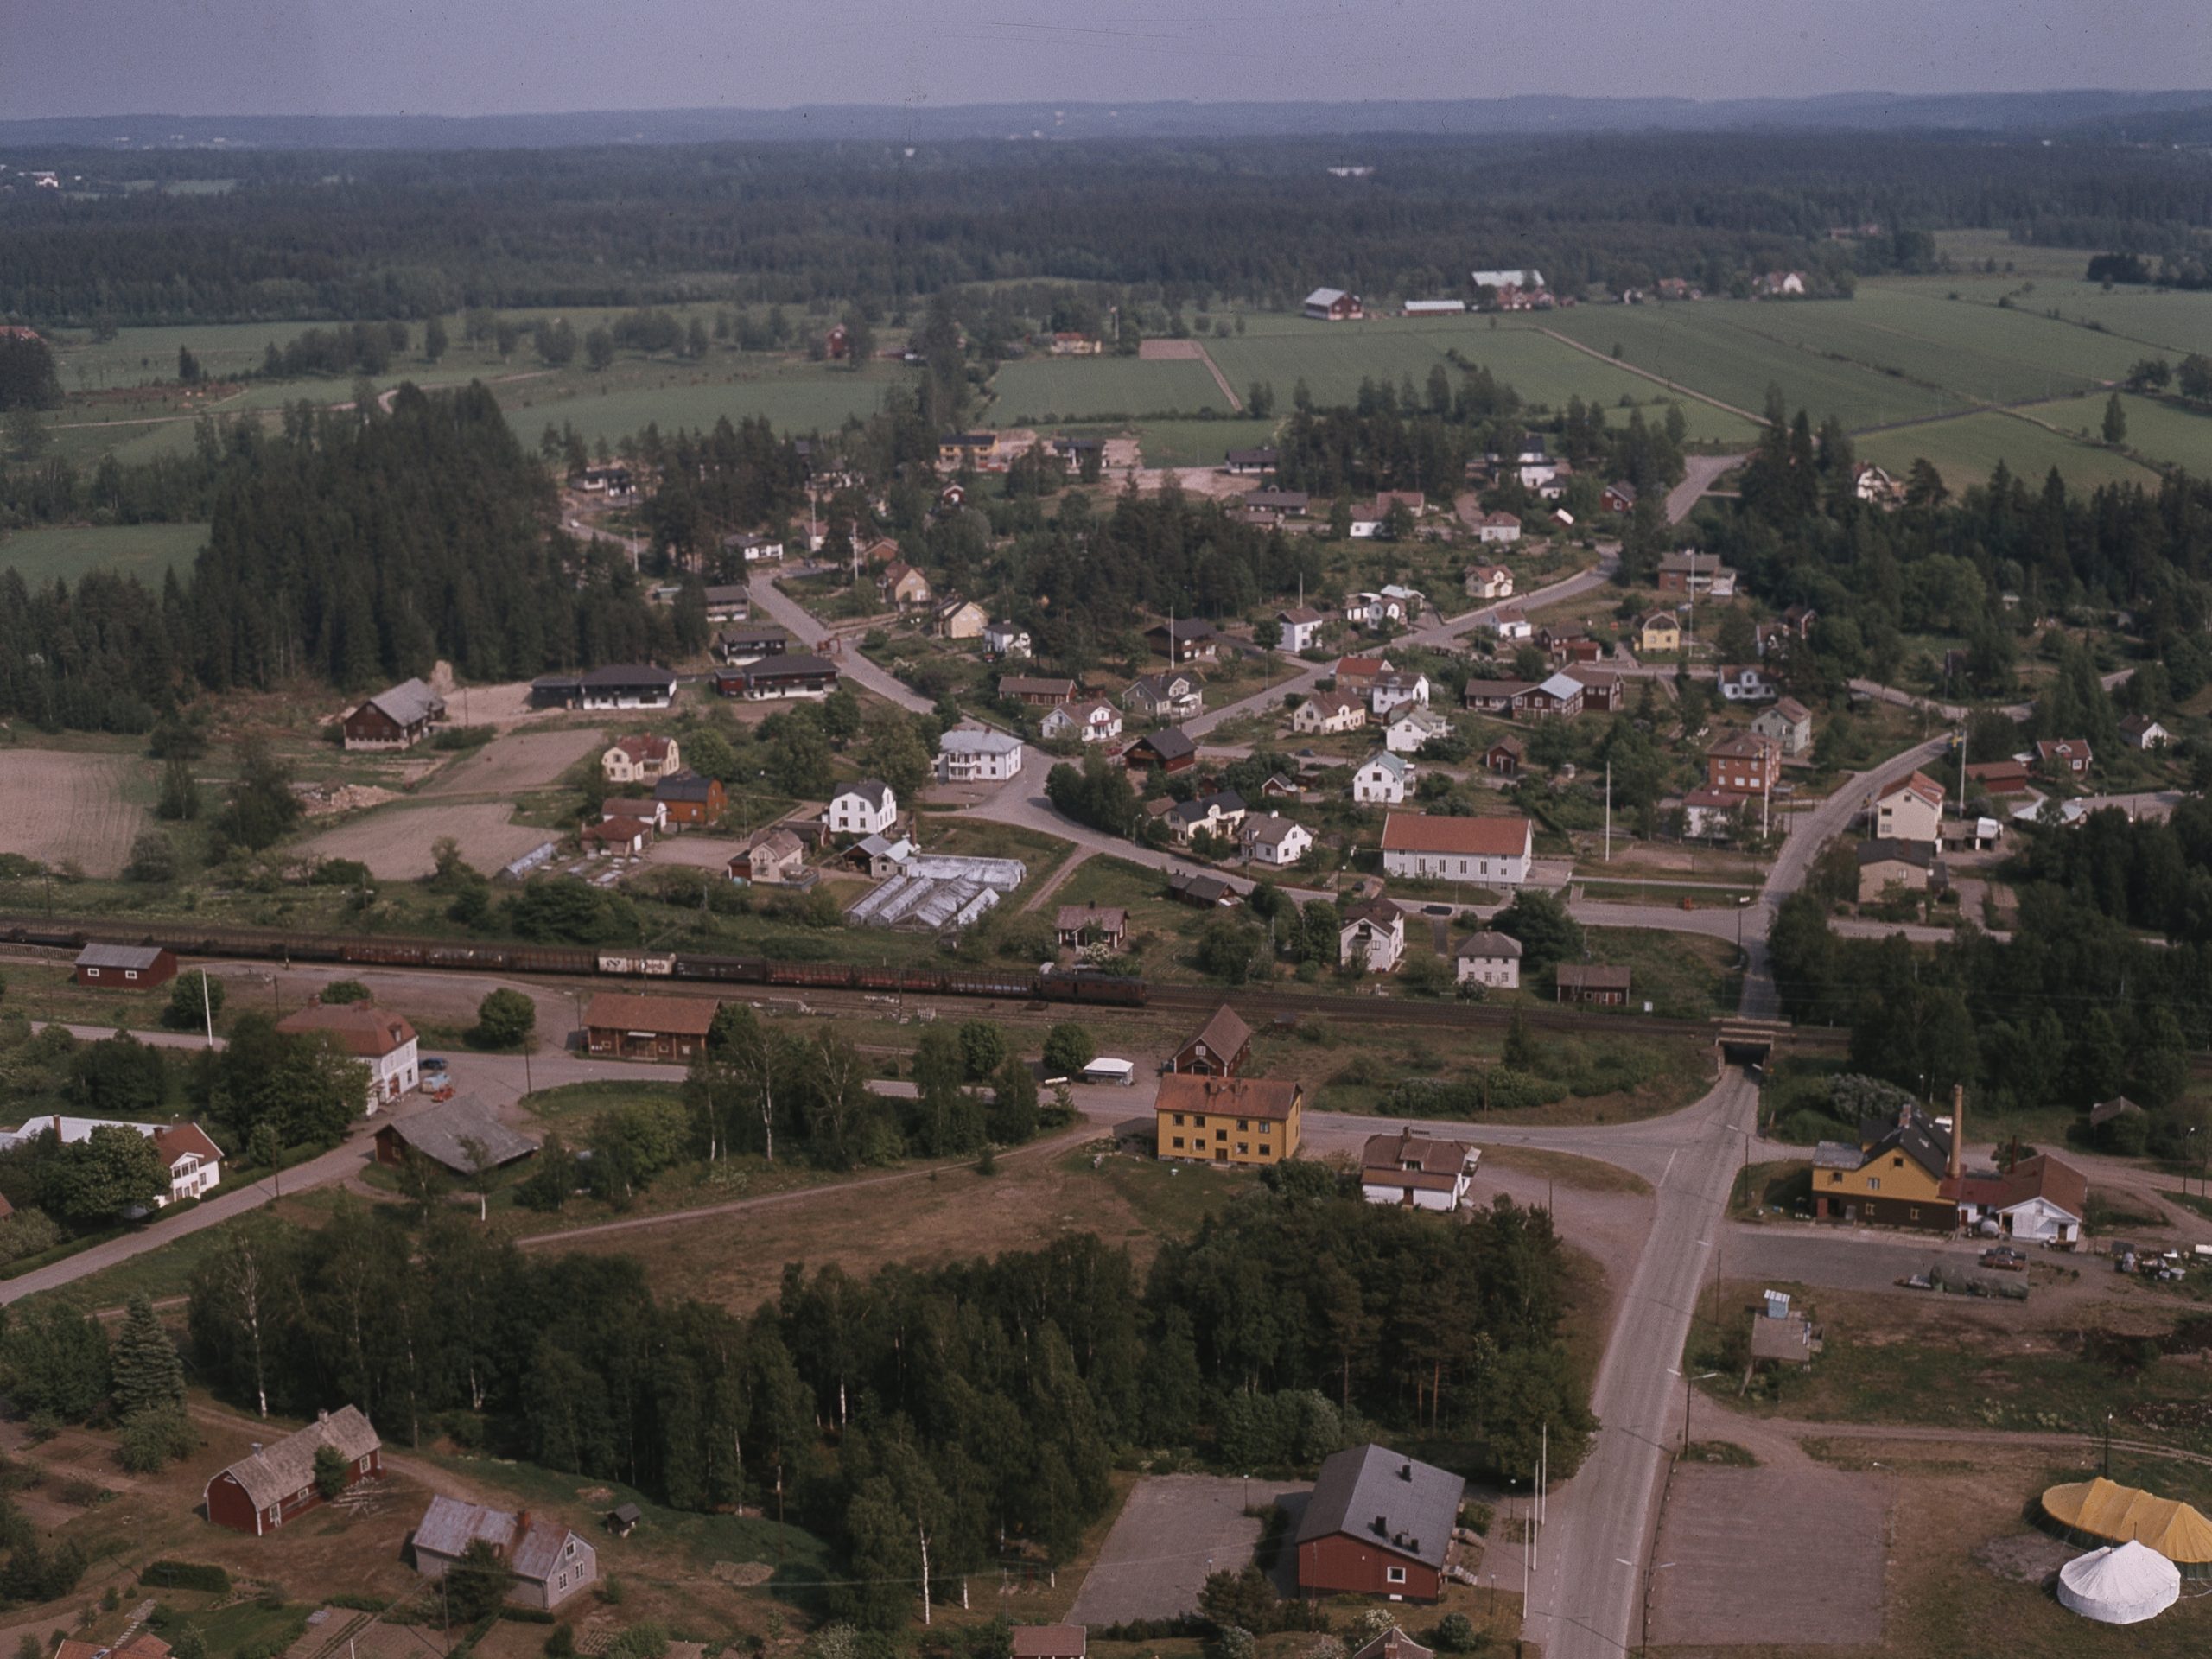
top-left (204, 1407), bottom-right (381, 1536)
top-left (1295, 1444), bottom-right (1464, 1601)
top-left (73, 944), bottom-right (177, 990)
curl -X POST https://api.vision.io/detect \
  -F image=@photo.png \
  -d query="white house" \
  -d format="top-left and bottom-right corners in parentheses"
top-left (1717, 664), bottom-right (1778, 703)
top-left (1277, 607), bottom-right (1327, 652)
top-left (827, 779), bottom-right (898, 837)
top-left (1385, 707), bottom-right (1452, 754)
top-left (1380, 584), bottom-right (1425, 618)
top-left (1343, 591), bottom-right (1408, 628)
top-left (1239, 811), bottom-right (1313, 868)
top-left (1360, 1128), bottom-right (1479, 1212)
top-left (1874, 771), bottom-right (1945, 846)
top-left (1752, 697), bottom-right (1815, 756)
top-left (275, 1004), bottom-right (420, 1112)
top-left (1352, 751), bottom-right (1411, 804)
top-left (1454, 931), bottom-right (1522, 991)
top-left (1465, 564), bottom-right (1514, 601)
top-left (1380, 813), bottom-right (1533, 885)
top-left (1292, 693), bottom-right (1365, 735)
top-left (1370, 671), bottom-right (1430, 717)
top-left (1487, 607), bottom-right (1533, 641)
top-left (1349, 515), bottom-right (1383, 540)
top-left (1041, 699), bottom-right (1122, 744)
top-left (0, 1117), bottom-right (223, 1206)
top-left (1124, 671), bottom-right (1205, 721)
top-left (1338, 901), bottom-right (1405, 973)
top-left (936, 728), bottom-right (1025, 784)
top-left (1474, 512), bottom-right (1522, 546)
top-left (983, 620), bottom-right (1032, 659)
top-left (1951, 1154), bottom-right (2086, 1245)
top-left (602, 734), bottom-right (679, 785)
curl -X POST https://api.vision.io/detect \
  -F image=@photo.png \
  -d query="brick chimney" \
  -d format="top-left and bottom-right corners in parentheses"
top-left (1948, 1084), bottom-right (1964, 1183)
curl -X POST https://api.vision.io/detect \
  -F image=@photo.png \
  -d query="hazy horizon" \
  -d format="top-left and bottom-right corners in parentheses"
top-left (9, 1), bottom-right (2209, 123)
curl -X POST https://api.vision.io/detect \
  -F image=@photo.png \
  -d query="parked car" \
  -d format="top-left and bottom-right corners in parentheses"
top-left (1980, 1246), bottom-right (2027, 1271)
top-left (422, 1056), bottom-right (450, 1075)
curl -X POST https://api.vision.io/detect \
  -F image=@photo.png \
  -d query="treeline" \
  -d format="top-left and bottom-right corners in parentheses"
top-left (1768, 886), bottom-right (2212, 1141)
top-left (180, 1179), bottom-right (1585, 1627)
top-left (5, 131), bottom-right (2208, 325)
top-left (0, 384), bottom-right (696, 730)
top-left (1702, 391), bottom-right (2212, 702)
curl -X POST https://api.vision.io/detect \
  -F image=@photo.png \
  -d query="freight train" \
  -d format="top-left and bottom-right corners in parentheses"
top-left (0, 917), bottom-right (1148, 1007)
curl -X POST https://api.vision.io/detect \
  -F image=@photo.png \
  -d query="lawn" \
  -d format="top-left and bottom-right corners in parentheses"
top-left (0, 521), bottom-right (208, 587)
top-left (1576, 925), bottom-right (1742, 1019)
top-left (1856, 410), bottom-right (2162, 494)
top-left (495, 359), bottom-right (907, 445)
top-left (1135, 416), bottom-right (1283, 468)
top-left (991, 356), bottom-right (1232, 423)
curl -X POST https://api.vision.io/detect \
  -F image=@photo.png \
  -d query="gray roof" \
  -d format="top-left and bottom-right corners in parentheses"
top-left (1456, 931), bottom-right (1522, 961)
top-left (414, 1493), bottom-right (516, 1560)
top-left (1137, 727), bottom-right (1198, 760)
top-left (939, 729), bottom-right (1023, 756)
top-left (838, 779), bottom-right (894, 811)
top-left (379, 1097), bottom-right (540, 1175)
top-left (75, 943), bottom-right (167, 971)
top-left (365, 677), bottom-right (444, 728)
top-left (213, 1406), bottom-right (379, 1510)
top-left (1812, 1141), bottom-right (1863, 1171)
top-left (1296, 1444), bottom-right (1464, 1569)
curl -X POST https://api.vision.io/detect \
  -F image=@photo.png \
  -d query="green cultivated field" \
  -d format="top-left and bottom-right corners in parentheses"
top-left (2023, 391), bottom-right (2212, 473)
top-left (1856, 410), bottom-right (2160, 493)
top-left (494, 359), bottom-right (903, 445)
top-left (992, 355), bottom-right (1231, 422)
top-left (0, 522), bottom-right (208, 586)
top-left (1134, 417), bottom-right (1283, 467)
top-left (1543, 303), bottom-right (1962, 429)
top-left (1204, 316), bottom-right (1762, 441)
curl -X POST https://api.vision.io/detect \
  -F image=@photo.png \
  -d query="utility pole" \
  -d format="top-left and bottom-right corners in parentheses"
top-left (1605, 757), bottom-right (1612, 862)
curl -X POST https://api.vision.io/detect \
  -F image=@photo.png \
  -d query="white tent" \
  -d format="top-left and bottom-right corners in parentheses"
top-left (2057, 1541), bottom-right (2180, 1624)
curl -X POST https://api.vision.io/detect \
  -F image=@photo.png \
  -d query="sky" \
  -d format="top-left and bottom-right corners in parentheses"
top-left (5, 0), bottom-right (2207, 119)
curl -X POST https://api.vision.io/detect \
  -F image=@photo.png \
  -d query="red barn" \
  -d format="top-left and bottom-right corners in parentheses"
top-left (1295, 1444), bottom-right (1465, 1602)
top-left (204, 1406), bottom-right (381, 1536)
top-left (73, 944), bottom-right (177, 990)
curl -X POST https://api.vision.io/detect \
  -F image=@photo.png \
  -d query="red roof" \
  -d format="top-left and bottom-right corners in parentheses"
top-left (1336, 655), bottom-right (1391, 679)
top-left (1946, 1153), bottom-right (2088, 1223)
top-left (1154, 1073), bottom-right (1302, 1122)
top-left (276, 1003), bottom-right (417, 1058)
top-left (611, 734), bottom-right (671, 763)
top-left (151, 1122), bottom-right (222, 1170)
top-left (1879, 770), bottom-right (1945, 808)
top-left (1381, 814), bottom-right (1532, 857)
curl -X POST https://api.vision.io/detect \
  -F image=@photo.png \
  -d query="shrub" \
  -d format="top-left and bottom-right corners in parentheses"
top-left (468, 988), bottom-right (537, 1050)
top-left (161, 972), bottom-right (224, 1032)
top-left (140, 1561), bottom-right (231, 1595)
top-left (317, 980), bottom-right (372, 1005)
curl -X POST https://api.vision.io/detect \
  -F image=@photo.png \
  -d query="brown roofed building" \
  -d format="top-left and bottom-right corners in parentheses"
top-left (411, 1495), bottom-right (600, 1610)
top-left (276, 1003), bottom-right (419, 1109)
top-left (1170, 1003), bottom-right (1252, 1077)
top-left (1154, 1074), bottom-right (1302, 1166)
top-left (204, 1406), bottom-right (382, 1536)
top-left (582, 993), bottom-right (720, 1061)
top-left (1001, 676), bottom-right (1078, 706)
top-left (1009, 1630), bottom-right (1086, 1659)
top-left (1359, 1128), bottom-right (1479, 1212)
top-left (1055, 904), bottom-right (1128, 950)
top-left (73, 943), bottom-right (177, 990)
top-left (1554, 963), bottom-right (1631, 1005)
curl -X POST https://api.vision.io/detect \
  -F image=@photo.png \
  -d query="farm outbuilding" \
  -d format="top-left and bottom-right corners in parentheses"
top-left (73, 943), bottom-right (176, 989)
top-left (372, 1096), bottom-right (540, 1176)
top-left (582, 992), bottom-right (720, 1061)
top-left (205, 1406), bottom-right (382, 1536)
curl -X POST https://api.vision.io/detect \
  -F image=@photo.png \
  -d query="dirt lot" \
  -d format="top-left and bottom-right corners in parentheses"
top-left (1646, 1463), bottom-right (1889, 1647)
top-left (1068, 1475), bottom-right (1311, 1624)
top-left (0, 748), bottom-right (149, 875)
top-left (416, 726), bottom-right (607, 799)
top-left (645, 834), bottom-right (753, 870)
top-left (300, 801), bottom-right (555, 879)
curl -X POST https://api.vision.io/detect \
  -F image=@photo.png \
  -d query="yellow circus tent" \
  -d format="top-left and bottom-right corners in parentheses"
top-left (2039, 1478), bottom-right (2212, 1578)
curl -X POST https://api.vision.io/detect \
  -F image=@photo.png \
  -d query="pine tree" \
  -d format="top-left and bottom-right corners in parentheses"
top-left (2101, 393), bottom-right (2126, 445)
top-left (111, 1294), bottom-right (187, 1420)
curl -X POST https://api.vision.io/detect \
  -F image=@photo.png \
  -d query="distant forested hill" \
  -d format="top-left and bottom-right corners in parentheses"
top-left (2, 129), bottom-right (2208, 325)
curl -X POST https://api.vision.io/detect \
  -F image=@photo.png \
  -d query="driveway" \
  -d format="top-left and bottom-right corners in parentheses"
top-left (747, 572), bottom-right (933, 715)
top-left (1069, 1475), bottom-right (1311, 1624)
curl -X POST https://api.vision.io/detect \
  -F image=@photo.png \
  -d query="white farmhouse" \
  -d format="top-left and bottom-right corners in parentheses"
top-left (1239, 811), bottom-right (1313, 868)
top-left (1360, 1128), bottom-right (1479, 1212)
top-left (1352, 751), bottom-right (1411, 804)
top-left (1041, 699), bottom-right (1123, 744)
top-left (827, 779), bottom-right (898, 837)
top-left (275, 1003), bottom-right (420, 1112)
top-left (1453, 931), bottom-right (1522, 991)
top-left (1385, 707), bottom-right (1452, 754)
top-left (1338, 901), bottom-right (1405, 973)
top-left (936, 728), bottom-right (1026, 784)
top-left (1370, 671), bottom-right (1430, 717)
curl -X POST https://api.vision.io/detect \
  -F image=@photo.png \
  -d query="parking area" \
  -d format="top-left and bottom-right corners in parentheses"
top-left (1726, 1222), bottom-right (2048, 1294)
top-left (1068, 1475), bottom-right (1310, 1626)
top-left (1646, 1464), bottom-right (1889, 1648)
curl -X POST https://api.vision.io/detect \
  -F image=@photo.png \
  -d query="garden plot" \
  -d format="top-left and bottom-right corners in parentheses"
top-left (0, 750), bottom-right (149, 876)
top-left (299, 802), bottom-right (553, 880)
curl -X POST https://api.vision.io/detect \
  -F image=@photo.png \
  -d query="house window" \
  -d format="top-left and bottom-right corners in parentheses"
top-left (1173, 1113), bottom-right (1185, 1127)
top-left (1172, 1137), bottom-right (1185, 1150)
top-left (1237, 1118), bottom-right (1249, 1131)
top-left (1866, 1177), bottom-right (1881, 1192)
top-left (1236, 1143), bottom-right (1249, 1156)
top-left (1192, 1115), bottom-right (1205, 1128)
top-left (126, 970), bottom-right (139, 981)
top-left (1215, 1128), bottom-right (1228, 1141)
top-left (1385, 1566), bottom-right (1408, 1586)
top-left (1891, 1156), bottom-right (1904, 1168)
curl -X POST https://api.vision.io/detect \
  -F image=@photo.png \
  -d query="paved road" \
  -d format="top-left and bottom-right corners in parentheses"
top-left (1665, 453), bottom-right (1747, 524)
top-left (747, 572), bottom-right (935, 714)
top-left (1522, 1067), bottom-right (1760, 1659)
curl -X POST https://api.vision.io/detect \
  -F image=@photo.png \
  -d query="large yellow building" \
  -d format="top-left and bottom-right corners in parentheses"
top-left (1154, 1074), bottom-right (1303, 1166)
top-left (1810, 1103), bottom-right (1955, 1230)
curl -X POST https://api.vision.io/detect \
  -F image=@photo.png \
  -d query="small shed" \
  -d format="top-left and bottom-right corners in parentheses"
top-left (73, 943), bottom-right (177, 990)
top-left (607, 1503), bottom-right (643, 1538)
